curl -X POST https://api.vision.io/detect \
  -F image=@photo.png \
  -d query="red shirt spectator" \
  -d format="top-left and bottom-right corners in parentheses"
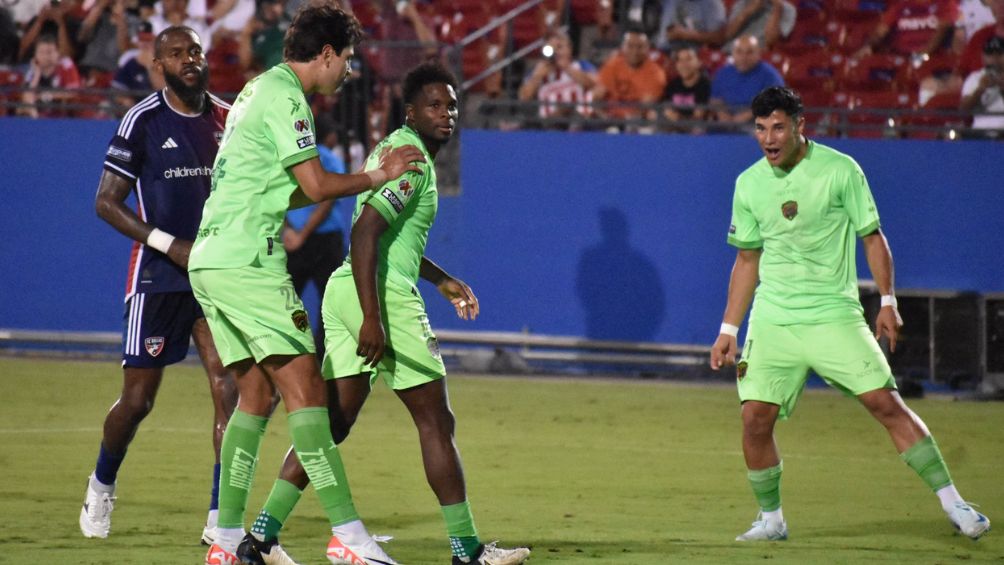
top-left (857, 0), bottom-right (959, 57)
top-left (21, 34), bottom-right (81, 117)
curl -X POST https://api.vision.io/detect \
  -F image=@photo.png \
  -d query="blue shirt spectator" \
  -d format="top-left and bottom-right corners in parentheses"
top-left (710, 34), bottom-right (783, 123)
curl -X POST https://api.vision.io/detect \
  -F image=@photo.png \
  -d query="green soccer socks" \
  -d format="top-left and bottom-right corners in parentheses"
top-left (287, 408), bottom-right (359, 526)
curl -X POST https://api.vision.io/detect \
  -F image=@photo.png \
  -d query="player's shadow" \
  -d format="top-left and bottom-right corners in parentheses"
top-left (575, 207), bottom-right (666, 342)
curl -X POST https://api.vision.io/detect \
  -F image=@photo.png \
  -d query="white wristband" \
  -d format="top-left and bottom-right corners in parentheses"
top-left (720, 323), bottom-right (739, 337)
top-left (146, 228), bottom-right (175, 254)
top-left (365, 168), bottom-right (388, 187)
top-left (880, 295), bottom-right (897, 308)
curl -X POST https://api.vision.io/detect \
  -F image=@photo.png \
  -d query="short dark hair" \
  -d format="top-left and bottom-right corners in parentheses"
top-left (284, 3), bottom-right (362, 62)
top-left (623, 24), bottom-right (648, 38)
top-left (153, 25), bottom-right (198, 58)
top-left (984, 35), bottom-right (1004, 55)
top-left (751, 86), bottom-right (803, 119)
top-left (402, 62), bottom-right (458, 106)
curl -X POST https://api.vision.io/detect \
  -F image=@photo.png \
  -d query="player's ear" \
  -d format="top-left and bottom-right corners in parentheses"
top-left (404, 102), bottom-right (415, 126)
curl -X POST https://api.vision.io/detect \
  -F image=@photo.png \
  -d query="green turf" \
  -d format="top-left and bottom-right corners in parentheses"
top-left (2, 357), bottom-right (1002, 564)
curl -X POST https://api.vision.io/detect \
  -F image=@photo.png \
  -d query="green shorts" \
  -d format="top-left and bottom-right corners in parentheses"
top-left (321, 271), bottom-right (445, 390)
top-left (190, 264), bottom-right (315, 366)
top-left (737, 319), bottom-right (896, 420)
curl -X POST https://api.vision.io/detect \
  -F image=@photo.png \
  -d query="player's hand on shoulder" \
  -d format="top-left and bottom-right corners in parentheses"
top-left (357, 317), bottom-right (386, 367)
top-left (377, 144), bottom-right (425, 181)
top-left (710, 334), bottom-right (737, 370)
top-left (166, 238), bottom-right (192, 269)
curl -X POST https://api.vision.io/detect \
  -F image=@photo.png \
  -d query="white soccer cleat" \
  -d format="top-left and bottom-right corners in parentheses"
top-left (453, 541), bottom-right (531, 565)
top-left (735, 512), bottom-right (788, 541)
top-left (326, 534), bottom-right (398, 565)
top-left (205, 543), bottom-right (240, 565)
top-left (948, 501), bottom-right (991, 540)
top-left (202, 525), bottom-right (217, 545)
top-left (236, 533), bottom-right (302, 565)
top-left (79, 476), bottom-right (116, 539)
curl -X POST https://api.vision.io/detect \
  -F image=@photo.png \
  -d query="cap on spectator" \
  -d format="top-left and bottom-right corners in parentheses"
top-left (135, 21), bottom-right (154, 43)
top-left (984, 36), bottom-right (1004, 55)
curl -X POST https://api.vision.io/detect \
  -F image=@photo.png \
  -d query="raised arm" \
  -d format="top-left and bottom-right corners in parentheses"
top-left (861, 228), bottom-right (903, 352)
top-left (350, 205), bottom-right (390, 366)
top-left (94, 170), bottom-right (190, 268)
top-left (710, 247), bottom-right (761, 369)
top-left (290, 144), bottom-right (425, 203)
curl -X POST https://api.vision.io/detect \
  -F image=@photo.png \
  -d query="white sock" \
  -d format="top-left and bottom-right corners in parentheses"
top-left (205, 508), bottom-right (219, 529)
top-left (936, 484), bottom-right (963, 513)
top-left (216, 527), bottom-right (245, 554)
top-left (763, 508), bottom-right (784, 524)
top-left (89, 474), bottom-right (115, 494)
top-left (332, 519), bottom-right (370, 545)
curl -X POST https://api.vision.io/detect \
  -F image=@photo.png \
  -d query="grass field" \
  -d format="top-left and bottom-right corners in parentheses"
top-left (3, 356), bottom-right (1002, 564)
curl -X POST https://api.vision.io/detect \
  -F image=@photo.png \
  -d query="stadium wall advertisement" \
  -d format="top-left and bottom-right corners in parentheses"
top-left (2, 119), bottom-right (1001, 345)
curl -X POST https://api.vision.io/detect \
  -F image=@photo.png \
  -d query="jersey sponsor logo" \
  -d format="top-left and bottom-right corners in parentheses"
top-left (381, 187), bottom-right (404, 212)
top-left (291, 309), bottom-right (310, 332)
top-left (294, 119), bottom-right (310, 132)
top-left (164, 166), bottom-right (212, 179)
top-left (106, 145), bottom-right (132, 161)
top-left (781, 200), bottom-right (798, 220)
top-left (144, 336), bottom-right (165, 357)
top-left (398, 178), bottom-right (413, 199)
top-left (296, 134), bottom-right (315, 149)
top-left (161, 137), bottom-right (179, 149)
top-left (736, 360), bottom-right (748, 380)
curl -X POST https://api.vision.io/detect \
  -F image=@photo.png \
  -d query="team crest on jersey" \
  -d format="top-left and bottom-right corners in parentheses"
top-left (294, 119), bottom-right (310, 133)
top-left (736, 360), bottom-right (748, 380)
top-left (291, 310), bottom-right (310, 332)
top-left (144, 336), bottom-right (165, 357)
top-left (398, 178), bottom-right (413, 198)
top-left (426, 337), bottom-right (442, 360)
top-left (781, 200), bottom-right (798, 220)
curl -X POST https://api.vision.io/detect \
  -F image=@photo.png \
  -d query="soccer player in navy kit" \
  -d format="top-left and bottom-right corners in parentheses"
top-left (79, 26), bottom-right (237, 545)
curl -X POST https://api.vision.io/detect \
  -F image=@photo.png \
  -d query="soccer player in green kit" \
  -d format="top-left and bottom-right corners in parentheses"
top-left (238, 63), bottom-right (531, 565)
top-left (710, 86), bottom-right (991, 542)
top-left (188, 5), bottom-right (426, 565)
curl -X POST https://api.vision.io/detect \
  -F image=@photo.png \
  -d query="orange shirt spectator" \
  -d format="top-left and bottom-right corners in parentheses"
top-left (594, 27), bottom-right (667, 120)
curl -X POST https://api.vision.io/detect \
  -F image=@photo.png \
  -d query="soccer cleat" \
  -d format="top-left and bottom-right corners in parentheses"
top-left (202, 525), bottom-right (217, 546)
top-left (79, 476), bottom-right (116, 539)
top-left (735, 512), bottom-right (788, 541)
top-left (948, 501), bottom-right (991, 540)
top-left (326, 534), bottom-right (398, 565)
top-left (206, 543), bottom-right (240, 565)
top-left (452, 541), bottom-right (531, 565)
top-left (236, 533), bottom-right (301, 565)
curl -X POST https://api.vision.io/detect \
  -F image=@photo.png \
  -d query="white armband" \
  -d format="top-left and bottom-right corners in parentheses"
top-left (720, 323), bottom-right (740, 337)
top-left (146, 228), bottom-right (175, 254)
top-left (880, 295), bottom-right (897, 308)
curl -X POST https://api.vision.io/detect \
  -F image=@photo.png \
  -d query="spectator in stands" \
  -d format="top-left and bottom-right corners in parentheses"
top-left (18, 1), bottom-right (77, 62)
top-left (19, 32), bottom-right (81, 117)
top-left (633, 0), bottom-right (728, 53)
top-left (149, 0), bottom-right (210, 50)
top-left (112, 23), bottom-right (161, 102)
top-left (960, 35), bottom-right (1004, 137)
top-left (236, 0), bottom-right (288, 73)
top-left (710, 34), bottom-right (783, 124)
top-left (77, 0), bottom-right (126, 76)
top-left (518, 28), bottom-right (597, 128)
top-left (593, 25), bottom-right (667, 125)
top-left (0, 7), bottom-right (19, 65)
top-left (663, 45), bottom-right (711, 131)
top-left (722, 0), bottom-right (796, 53)
top-left (854, 0), bottom-right (959, 59)
top-left (958, 0), bottom-right (995, 43)
top-left (375, 0), bottom-right (439, 133)
top-left (959, 0), bottom-right (1004, 77)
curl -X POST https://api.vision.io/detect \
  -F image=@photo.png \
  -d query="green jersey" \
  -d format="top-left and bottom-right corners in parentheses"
top-left (190, 64), bottom-right (318, 271)
top-left (728, 140), bottom-right (881, 325)
top-left (338, 125), bottom-right (436, 290)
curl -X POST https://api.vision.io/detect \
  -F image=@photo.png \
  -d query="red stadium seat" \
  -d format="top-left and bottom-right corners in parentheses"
top-left (700, 47), bottom-right (728, 76)
top-left (841, 53), bottom-right (909, 92)
top-left (777, 19), bottom-right (843, 55)
top-left (902, 91), bottom-right (966, 139)
top-left (844, 90), bottom-right (915, 138)
top-left (785, 51), bottom-right (845, 93)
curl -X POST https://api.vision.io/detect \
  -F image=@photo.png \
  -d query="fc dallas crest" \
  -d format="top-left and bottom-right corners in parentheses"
top-left (145, 336), bottom-right (165, 357)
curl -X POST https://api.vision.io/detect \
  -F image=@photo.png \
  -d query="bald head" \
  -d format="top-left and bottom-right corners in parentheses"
top-left (733, 35), bottom-right (761, 73)
top-left (154, 26), bottom-right (199, 59)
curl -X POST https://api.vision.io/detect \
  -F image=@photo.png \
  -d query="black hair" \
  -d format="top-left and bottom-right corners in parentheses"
top-left (623, 24), bottom-right (648, 38)
top-left (153, 25), bottom-right (198, 58)
top-left (35, 32), bottom-right (58, 46)
top-left (402, 61), bottom-right (458, 106)
top-left (751, 86), bottom-right (804, 119)
top-left (984, 35), bottom-right (1004, 55)
top-left (284, 3), bottom-right (362, 62)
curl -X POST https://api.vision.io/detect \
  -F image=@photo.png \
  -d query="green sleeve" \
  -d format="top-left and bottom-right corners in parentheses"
top-left (727, 180), bottom-right (763, 249)
top-left (263, 92), bottom-right (319, 169)
top-left (840, 159), bottom-right (882, 237)
top-left (361, 169), bottom-right (425, 225)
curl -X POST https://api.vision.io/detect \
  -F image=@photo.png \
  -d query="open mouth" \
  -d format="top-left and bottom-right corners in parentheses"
top-left (765, 147), bottom-right (781, 161)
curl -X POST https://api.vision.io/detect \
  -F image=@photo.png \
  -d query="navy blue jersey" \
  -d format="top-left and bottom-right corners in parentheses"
top-left (103, 90), bottom-right (229, 298)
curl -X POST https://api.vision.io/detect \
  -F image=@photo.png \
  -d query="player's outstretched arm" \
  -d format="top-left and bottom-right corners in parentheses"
top-left (350, 205), bottom-right (391, 367)
top-left (421, 257), bottom-right (479, 321)
top-left (94, 169), bottom-right (191, 268)
top-left (710, 248), bottom-right (761, 370)
top-left (290, 144), bottom-right (425, 203)
top-left (862, 229), bottom-right (903, 352)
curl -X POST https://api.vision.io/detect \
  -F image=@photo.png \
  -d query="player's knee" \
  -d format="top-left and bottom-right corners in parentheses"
top-left (120, 394), bottom-right (156, 421)
top-left (329, 413), bottom-right (357, 444)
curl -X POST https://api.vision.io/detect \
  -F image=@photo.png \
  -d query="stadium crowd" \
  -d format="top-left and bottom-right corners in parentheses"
top-left (1, 0), bottom-right (1002, 140)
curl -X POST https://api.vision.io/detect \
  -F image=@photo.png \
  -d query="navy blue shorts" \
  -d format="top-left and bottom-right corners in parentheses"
top-left (122, 292), bottom-right (204, 368)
